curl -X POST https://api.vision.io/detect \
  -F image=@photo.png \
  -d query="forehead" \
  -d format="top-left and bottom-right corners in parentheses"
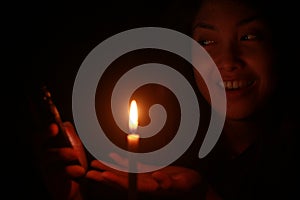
top-left (194, 0), bottom-right (261, 24)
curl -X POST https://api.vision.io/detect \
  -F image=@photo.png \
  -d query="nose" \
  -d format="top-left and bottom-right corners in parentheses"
top-left (217, 43), bottom-right (242, 72)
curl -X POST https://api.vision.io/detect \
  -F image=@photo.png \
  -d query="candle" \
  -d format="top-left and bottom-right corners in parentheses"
top-left (127, 133), bottom-right (139, 152)
top-left (128, 100), bottom-right (139, 200)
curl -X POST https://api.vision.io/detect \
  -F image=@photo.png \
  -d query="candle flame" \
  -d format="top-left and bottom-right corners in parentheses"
top-left (129, 100), bottom-right (138, 133)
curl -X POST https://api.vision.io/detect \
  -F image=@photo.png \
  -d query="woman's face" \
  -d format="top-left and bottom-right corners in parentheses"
top-left (192, 0), bottom-right (278, 120)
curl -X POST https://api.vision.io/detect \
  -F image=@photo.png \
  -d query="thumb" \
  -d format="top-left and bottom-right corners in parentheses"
top-left (151, 171), bottom-right (172, 190)
top-left (64, 122), bottom-right (88, 171)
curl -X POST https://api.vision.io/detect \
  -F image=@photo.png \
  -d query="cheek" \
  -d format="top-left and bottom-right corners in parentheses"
top-left (258, 72), bottom-right (278, 104)
top-left (247, 56), bottom-right (278, 92)
top-left (251, 57), bottom-right (278, 93)
top-left (246, 44), bottom-right (276, 65)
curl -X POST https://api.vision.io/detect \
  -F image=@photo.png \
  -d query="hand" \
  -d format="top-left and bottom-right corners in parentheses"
top-left (85, 157), bottom-right (203, 198)
top-left (33, 121), bottom-right (88, 200)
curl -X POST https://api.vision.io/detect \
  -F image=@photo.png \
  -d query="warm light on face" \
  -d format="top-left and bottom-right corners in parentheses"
top-left (129, 100), bottom-right (138, 133)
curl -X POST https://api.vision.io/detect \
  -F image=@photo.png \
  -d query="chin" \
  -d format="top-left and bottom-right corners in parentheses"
top-left (225, 107), bottom-right (256, 121)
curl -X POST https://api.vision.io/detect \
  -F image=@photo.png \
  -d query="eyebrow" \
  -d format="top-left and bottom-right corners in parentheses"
top-left (238, 15), bottom-right (261, 26)
top-left (192, 22), bottom-right (215, 31)
top-left (193, 15), bottom-right (261, 31)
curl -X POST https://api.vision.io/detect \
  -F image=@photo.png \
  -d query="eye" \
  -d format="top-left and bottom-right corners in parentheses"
top-left (198, 39), bottom-right (215, 46)
top-left (240, 34), bottom-right (258, 41)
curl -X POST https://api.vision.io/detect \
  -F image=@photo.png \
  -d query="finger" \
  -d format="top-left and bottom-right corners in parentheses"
top-left (41, 147), bottom-right (79, 165)
top-left (63, 122), bottom-right (88, 170)
top-left (39, 123), bottom-right (60, 144)
top-left (86, 170), bottom-right (106, 182)
top-left (65, 165), bottom-right (86, 178)
top-left (90, 160), bottom-right (117, 172)
top-left (86, 170), bottom-right (127, 191)
top-left (48, 123), bottom-right (59, 137)
top-left (151, 171), bottom-right (173, 190)
top-left (32, 123), bottom-right (59, 150)
top-left (63, 121), bottom-right (79, 145)
top-left (102, 171), bottom-right (128, 189)
top-left (137, 173), bottom-right (160, 192)
top-left (63, 121), bottom-right (73, 129)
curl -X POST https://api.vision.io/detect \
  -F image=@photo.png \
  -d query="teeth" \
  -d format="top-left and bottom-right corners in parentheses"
top-left (219, 80), bottom-right (254, 89)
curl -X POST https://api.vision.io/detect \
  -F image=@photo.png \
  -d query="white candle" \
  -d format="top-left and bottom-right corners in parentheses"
top-left (128, 99), bottom-right (140, 151)
top-left (127, 133), bottom-right (139, 152)
top-left (127, 100), bottom-right (139, 200)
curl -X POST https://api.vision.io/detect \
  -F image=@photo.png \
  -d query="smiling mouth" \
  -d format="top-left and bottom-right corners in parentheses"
top-left (218, 80), bottom-right (255, 90)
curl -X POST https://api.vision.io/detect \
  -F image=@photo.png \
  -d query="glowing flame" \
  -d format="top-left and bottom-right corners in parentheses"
top-left (129, 100), bottom-right (138, 133)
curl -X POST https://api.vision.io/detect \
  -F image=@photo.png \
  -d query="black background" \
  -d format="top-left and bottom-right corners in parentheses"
top-left (13, 1), bottom-right (179, 199)
top-left (8, 0), bottom-right (300, 199)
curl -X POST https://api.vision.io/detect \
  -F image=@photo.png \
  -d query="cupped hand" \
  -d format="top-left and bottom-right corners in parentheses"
top-left (85, 156), bottom-right (203, 198)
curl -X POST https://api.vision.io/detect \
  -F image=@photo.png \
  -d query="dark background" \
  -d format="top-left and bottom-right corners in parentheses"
top-left (13, 1), bottom-right (182, 199)
top-left (10, 0), bottom-right (300, 199)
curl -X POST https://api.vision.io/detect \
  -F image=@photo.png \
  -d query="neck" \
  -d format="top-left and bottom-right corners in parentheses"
top-left (222, 108), bottom-right (276, 158)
